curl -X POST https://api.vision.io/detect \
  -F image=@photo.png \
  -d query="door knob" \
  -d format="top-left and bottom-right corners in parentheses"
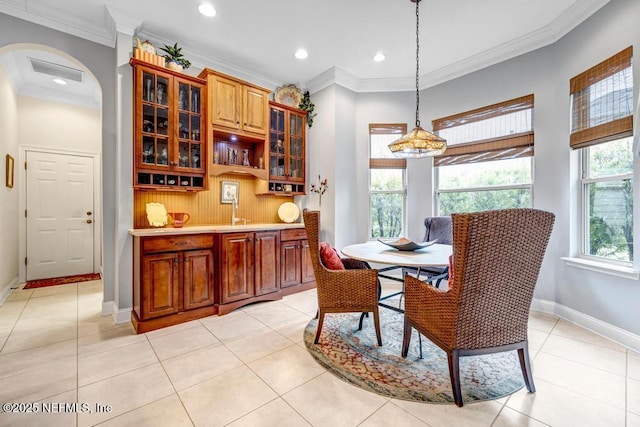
top-left (86, 219), bottom-right (93, 224)
top-left (87, 211), bottom-right (92, 216)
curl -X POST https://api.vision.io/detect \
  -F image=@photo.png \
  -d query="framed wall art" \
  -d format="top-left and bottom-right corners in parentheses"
top-left (221, 180), bottom-right (239, 203)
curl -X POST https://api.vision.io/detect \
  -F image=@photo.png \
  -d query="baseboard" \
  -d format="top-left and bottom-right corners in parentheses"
top-left (0, 276), bottom-right (20, 305)
top-left (102, 300), bottom-right (132, 324)
top-left (532, 298), bottom-right (640, 353)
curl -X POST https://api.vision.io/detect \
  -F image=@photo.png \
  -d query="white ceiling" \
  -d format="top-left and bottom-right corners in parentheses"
top-left (0, 0), bottom-right (610, 106)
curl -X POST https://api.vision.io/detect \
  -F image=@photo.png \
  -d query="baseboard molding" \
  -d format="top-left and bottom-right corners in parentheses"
top-left (532, 298), bottom-right (640, 353)
top-left (102, 300), bottom-right (132, 324)
top-left (0, 276), bottom-right (20, 305)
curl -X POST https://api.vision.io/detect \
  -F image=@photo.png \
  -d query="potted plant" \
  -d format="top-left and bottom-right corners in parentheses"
top-left (159, 42), bottom-right (191, 72)
top-left (298, 90), bottom-right (316, 128)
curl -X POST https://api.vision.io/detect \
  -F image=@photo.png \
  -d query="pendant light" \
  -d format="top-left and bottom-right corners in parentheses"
top-left (388, 0), bottom-right (446, 158)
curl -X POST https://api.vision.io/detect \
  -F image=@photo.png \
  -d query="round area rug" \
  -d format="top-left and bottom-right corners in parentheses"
top-left (304, 310), bottom-right (525, 404)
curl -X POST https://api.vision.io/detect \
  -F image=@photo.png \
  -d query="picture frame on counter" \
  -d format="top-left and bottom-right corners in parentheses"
top-left (221, 180), bottom-right (239, 203)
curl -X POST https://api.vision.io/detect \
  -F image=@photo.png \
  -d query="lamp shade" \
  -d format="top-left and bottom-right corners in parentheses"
top-left (388, 125), bottom-right (447, 158)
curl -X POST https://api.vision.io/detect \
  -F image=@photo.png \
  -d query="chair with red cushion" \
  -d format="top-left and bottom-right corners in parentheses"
top-left (303, 209), bottom-right (382, 346)
top-left (401, 208), bottom-right (555, 406)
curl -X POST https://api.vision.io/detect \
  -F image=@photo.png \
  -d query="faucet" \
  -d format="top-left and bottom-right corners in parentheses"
top-left (231, 196), bottom-right (249, 225)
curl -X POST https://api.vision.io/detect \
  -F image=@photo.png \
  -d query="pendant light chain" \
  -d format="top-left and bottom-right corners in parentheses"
top-left (415, 0), bottom-right (421, 128)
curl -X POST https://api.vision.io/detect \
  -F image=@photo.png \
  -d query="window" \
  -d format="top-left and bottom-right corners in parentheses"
top-left (433, 95), bottom-right (534, 215)
top-left (369, 124), bottom-right (407, 238)
top-left (571, 47), bottom-right (634, 263)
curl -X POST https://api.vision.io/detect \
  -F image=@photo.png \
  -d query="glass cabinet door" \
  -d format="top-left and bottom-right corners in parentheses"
top-left (288, 112), bottom-right (304, 181)
top-left (269, 108), bottom-right (286, 178)
top-left (175, 81), bottom-right (204, 172)
top-left (140, 71), bottom-right (170, 168)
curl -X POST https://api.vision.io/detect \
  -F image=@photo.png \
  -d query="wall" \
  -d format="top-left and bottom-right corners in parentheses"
top-left (0, 64), bottom-right (19, 303)
top-left (0, 13), bottom-right (117, 309)
top-left (17, 96), bottom-right (101, 153)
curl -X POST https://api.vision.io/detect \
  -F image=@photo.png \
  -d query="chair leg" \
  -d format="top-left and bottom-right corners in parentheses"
top-left (358, 312), bottom-right (369, 331)
top-left (447, 350), bottom-right (463, 407)
top-left (314, 311), bottom-right (326, 344)
top-left (401, 316), bottom-right (412, 357)
top-left (518, 345), bottom-right (536, 393)
top-left (372, 307), bottom-right (382, 346)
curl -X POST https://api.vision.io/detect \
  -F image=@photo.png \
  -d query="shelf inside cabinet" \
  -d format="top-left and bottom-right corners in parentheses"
top-left (211, 131), bottom-right (268, 180)
top-left (254, 179), bottom-right (305, 196)
top-left (135, 171), bottom-right (205, 191)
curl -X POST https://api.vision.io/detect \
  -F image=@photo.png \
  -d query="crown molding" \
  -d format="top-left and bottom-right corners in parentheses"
top-left (106, 5), bottom-right (140, 37)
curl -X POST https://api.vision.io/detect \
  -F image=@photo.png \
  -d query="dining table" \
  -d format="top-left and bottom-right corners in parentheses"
top-left (341, 240), bottom-right (452, 313)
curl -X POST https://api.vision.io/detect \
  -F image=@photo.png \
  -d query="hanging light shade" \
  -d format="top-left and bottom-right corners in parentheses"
top-left (388, 0), bottom-right (446, 158)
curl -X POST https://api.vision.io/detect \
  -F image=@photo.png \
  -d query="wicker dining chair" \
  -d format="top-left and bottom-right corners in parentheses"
top-left (401, 208), bottom-right (555, 407)
top-left (302, 209), bottom-right (382, 346)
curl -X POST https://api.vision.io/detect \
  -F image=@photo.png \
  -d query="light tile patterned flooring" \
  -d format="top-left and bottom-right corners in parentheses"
top-left (0, 279), bottom-right (638, 426)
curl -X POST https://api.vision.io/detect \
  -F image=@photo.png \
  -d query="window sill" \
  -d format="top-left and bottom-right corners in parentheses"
top-left (562, 257), bottom-right (640, 280)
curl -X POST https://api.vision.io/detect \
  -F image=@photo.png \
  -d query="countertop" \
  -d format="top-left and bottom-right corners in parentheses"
top-left (129, 222), bottom-right (305, 237)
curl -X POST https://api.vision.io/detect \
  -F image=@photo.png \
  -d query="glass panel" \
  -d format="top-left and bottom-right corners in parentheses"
top-left (370, 192), bottom-right (403, 238)
top-left (157, 139), bottom-right (169, 165)
top-left (178, 112), bottom-right (189, 139)
top-left (191, 87), bottom-right (200, 113)
top-left (371, 169), bottom-right (403, 191)
top-left (585, 179), bottom-right (633, 262)
top-left (587, 137), bottom-right (633, 179)
top-left (190, 115), bottom-right (201, 141)
top-left (276, 110), bottom-right (284, 132)
top-left (179, 142), bottom-right (189, 167)
top-left (156, 76), bottom-right (168, 105)
top-left (439, 188), bottom-right (531, 215)
top-left (270, 132), bottom-right (278, 152)
top-left (290, 159), bottom-right (302, 178)
top-left (142, 105), bottom-right (155, 133)
top-left (192, 145), bottom-right (201, 169)
top-left (178, 83), bottom-right (188, 111)
top-left (142, 73), bottom-right (154, 103)
top-left (157, 108), bottom-right (168, 135)
top-left (438, 157), bottom-right (532, 190)
top-left (290, 115), bottom-right (302, 136)
top-left (142, 136), bottom-right (155, 164)
top-left (270, 155), bottom-right (278, 176)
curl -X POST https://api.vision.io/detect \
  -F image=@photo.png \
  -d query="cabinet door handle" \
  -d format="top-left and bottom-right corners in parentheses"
top-left (174, 258), bottom-right (178, 265)
top-left (86, 219), bottom-right (93, 224)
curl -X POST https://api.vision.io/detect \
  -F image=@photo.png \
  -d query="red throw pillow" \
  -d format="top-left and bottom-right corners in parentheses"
top-left (319, 242), bottom-right (345, 270)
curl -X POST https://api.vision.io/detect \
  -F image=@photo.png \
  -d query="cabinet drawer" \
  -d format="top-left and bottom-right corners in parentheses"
top-left (142, 234), bottom-right (214, 253)
top-left (280, 228), bottom-right (307, 241)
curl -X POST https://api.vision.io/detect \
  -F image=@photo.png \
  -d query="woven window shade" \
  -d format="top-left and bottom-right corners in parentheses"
top-left (369, 123), bottom-right (407, 169)
top-left (432, 95), bottom-right (534, 167)
top-left (569, 46), bottom-right (633, 149)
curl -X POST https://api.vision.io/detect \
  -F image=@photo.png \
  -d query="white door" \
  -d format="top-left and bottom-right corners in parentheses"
top-left (26, 151), bottom-right (95, 280)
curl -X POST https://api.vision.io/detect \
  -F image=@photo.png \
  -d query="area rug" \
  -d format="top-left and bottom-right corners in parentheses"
top-left (304, 310), bottom-right (526, 404)
top-left (23, 273), bottom-right (101, 289)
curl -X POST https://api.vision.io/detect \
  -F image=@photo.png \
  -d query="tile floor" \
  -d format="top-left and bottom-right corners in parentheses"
top-left (0, 279), bottom-right (638, 427)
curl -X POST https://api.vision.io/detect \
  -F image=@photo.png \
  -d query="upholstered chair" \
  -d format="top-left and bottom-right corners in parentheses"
top-left (401, 208), bottom-right (555, 407)
top-left (402, 216), bottom-right (452, 287)
top-left (302, 209), bottom-right (382, 346)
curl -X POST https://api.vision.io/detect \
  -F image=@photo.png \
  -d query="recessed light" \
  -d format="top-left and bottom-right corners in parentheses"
top-left (373, 52), bottom-right (385, 62)
top-left (198, 3), bottom-right (216, 17)
top-left (294, 49), bottom-right (308, 60)
top-left (53, 78), bottom-right (67, 85)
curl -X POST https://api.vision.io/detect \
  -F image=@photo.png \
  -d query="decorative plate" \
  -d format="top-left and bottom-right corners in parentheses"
top-left (378, 238), bottom-right (438, 251)
top-left (278, 202), bottom-right (300, 223)
top-left (145, 202), bottom-right (168, 227)
top-left (274, 84), bottom-right (303, 107)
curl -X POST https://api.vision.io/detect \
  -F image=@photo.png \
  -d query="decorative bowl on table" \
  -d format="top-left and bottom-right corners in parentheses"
top-left (377, 237), bottom-right (437, 251)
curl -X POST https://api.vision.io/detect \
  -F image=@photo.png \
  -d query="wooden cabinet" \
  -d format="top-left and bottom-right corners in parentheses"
top-left (131, 58), bottom-right (207, 191)
top-left (132, 234), bottom-right (215, 333)
top-left (280, 228), bottom-right (315, 291)
top-left (199, 68), bottom-right (270, 180)
top-left (257, 102), bottom-right (306, 195)
top-left (218, 231), bottom-right (281, 313)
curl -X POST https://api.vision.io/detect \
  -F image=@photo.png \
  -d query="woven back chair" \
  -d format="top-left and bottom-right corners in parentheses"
top-left (403, 216), bottom-right (452, 287)
top-left (302, 209), bottom-right (382, 345)
top-left (401, 208), bottom-right (555, 407)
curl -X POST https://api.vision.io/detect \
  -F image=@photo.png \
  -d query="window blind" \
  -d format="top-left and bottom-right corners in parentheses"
top-left (432, 95), bottom-right (534, 167)
top-left (569, 46), bottom-right (633, 149)
top-left (369, 123), bottom-right (407, 169)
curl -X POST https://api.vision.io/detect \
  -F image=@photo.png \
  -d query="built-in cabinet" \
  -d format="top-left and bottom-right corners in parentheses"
top-left (131, 227), bottom-right (314, 332)
top-left (131, 58), bottom-right (207, 191)
top-left (218, 230), bottom-right (281, 314)
top-left (257, 102), bottom-right (307, 195)
top-left (133, 234), bottom-right (215, 333)
top-left (280, 228), bottom-right (315, 289)
top-left (198, 68), bottom-right (271, 180)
